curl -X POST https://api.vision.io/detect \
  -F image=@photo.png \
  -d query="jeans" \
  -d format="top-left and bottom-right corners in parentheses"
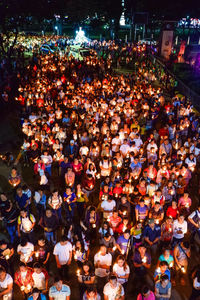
top-left (6, 224), bottom-right (17, 244)
top-left (45, 231), bottom-right (56, 244)
top-left (45, 165), bottom-right (52, 176)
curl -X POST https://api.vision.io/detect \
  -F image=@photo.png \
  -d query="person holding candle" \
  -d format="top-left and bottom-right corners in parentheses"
top-left (143, 219), bottom-right (161, 260)
top-left (173, 241), bottom-right (190, 285)
top-left (48, 190), bottom-right (62, 220)
top-left (0, 240), bottom-right (14, 274)
top-left (34, 237), bottom-right (50, 269)
top-left (14, 262), bottom-right (33, 297)
top-left (113, 255), bottom-right (130, 290)
top-left (18, 209), bottom-right (35, 241)
top-left (0, 267), bottom-right (13, 300)
top-left (32, 263), bottom-right (49, 293)
top-left (63, 186), bottom-right (77, 222)
top-left (94, 245), bottom-right (112, 294)
top-left (77, 261), bottom-right (95, 298)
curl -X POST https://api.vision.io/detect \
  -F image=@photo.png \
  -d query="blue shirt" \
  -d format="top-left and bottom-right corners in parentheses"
top-left (143, 225), bottom-right (161, 242)
top-left (15, 194), bottom-right (29, 209)
top-left (28, 295), bottom-right (46, 300)
top-left (63, 192), bottom-right (76, 206)
top-left (117, 235), bottom-right (129, 252)
top-left (154, 268), bottom-right (171, 280)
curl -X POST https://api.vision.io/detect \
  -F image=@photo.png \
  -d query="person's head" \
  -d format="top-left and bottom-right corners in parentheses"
top-left (148, 218), bottom-right (155, 228)
top-left (33, 263), bottom-right (41, 273)
top-left (83, 261), bottom-right (92, 273)
top-left (17, 187), bottom-right (23, 196)
top-left (66, 186), bottom-right (72, 194)
top-left (171, 200), bottom-right (177, 209)
top-left (99, 245), bottom-right (107, 256)
top-left (20, 209), bottom-right (27, 218)
top-left (160, 261), bottom-right (169, 273)
top-left (141, 286), bottom-right (151, 298)
top-left (19, 262), bottom-right (27, 272)
top-left (38, 236), bottom-right (46, 247)
top-left (178, 214), bottom-right (185, 223)
top-left (0, 240), bottom-right (7, 249)
top-left (138, 244), bottom-right (146, 256)
top-left (124, 229), bottom-right (130, 240)
top-left (60, 235), bottom-right (68, 245)
top-left (109, 275), bottom-right (118, 288)
top-left (0, 267), bottom-right (6, 281)
top-left (163, 248), bottom-right (171, 258)
top-left (86, 287), bottom-right (97, 298)
top-left (139, 199), bottom-right (145, 207)
top-left (20, 237), bottom-right (28, 247)
top-left (54, 276), bottom-right (63, 291)
top-left (116, 255), bottom-right (126, 268)
top-left (31, 288), bottom-right (40, 300)
top-left (45, 208), bottom-right (53, 218)
top-left (160, 274), bottom-right (169, 287)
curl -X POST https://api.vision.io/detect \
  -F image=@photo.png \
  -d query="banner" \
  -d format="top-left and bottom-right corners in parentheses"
top-left (161, 30), bottom-right (174, 60)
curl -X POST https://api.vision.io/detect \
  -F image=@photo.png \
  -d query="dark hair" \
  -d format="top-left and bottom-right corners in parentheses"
top-left (33, 262), bottom-right (41, 269)
top-left (110, 274), bottom-right (117, 281)
top-left (20, 237), bottom-right (28, 247)
top-left (54, 276), bottom-right (62, 283)
top-left (19, 262), bottom-right (26, 268)
top-left (160, 261), bottom-right (169, 267)
top-left (142, 286), bottom-right (150, 295)
top-left (160, 274), bottom-right (169, 282)
top-left (182, 241), bottom-right (190, 249)
top-left (60, 235), bottom-right (68, 242)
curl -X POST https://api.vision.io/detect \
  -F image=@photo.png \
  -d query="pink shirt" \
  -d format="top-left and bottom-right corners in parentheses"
top-left (178, 197), bottom-right (192, 207)
top-left (137, 291), bottom-right (155, 300)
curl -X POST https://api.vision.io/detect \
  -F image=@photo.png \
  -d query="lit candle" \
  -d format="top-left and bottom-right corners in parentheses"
top-left (142, 256), bottom-right (147, 263)
top-left (113, 246), bottom-right (116, 251)
top-left (92, 224), bottom-right (96, 228)
top-left (27, 284), bottom-right (31, 291)
top-left (35, 252), bottom-right (39, 258)
top-left (121, 249), bottom-right (125, 255)
top-left (76, 269), bottom-right (80, 276)
top-left (20, 286), bottom-right (25, 291)
top-left (5, 255), bottom-right (10, 260)
top-left (169, 262), bottom-right (173, 268)
top-left (181, 266), bottom-right (186, 273)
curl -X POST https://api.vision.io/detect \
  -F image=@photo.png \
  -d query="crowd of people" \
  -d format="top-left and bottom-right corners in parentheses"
top-left (0, 37), bottom-right (200, 300)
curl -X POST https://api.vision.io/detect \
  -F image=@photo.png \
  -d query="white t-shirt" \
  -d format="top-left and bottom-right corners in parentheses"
top-left (0, 273), bottom-right (13, 290)
top-left (53, 242), bottom-right (72, 265)
top-left (99, 160), bottom-right (112, 176)
top-left (173, 220), bottom-right (187, 239)
top-left (113, 264), bottom-right (130, 284)
top-left (101, 200), bottom-right (116, 212)
top-left (103, 282), bottom-right (124, 300)
top-left (94, 253), bottom-right (112, 277)
top-left (120, 144), bottom-right (130, 156)
top-left (112, 138), bottom-right (121, 152)
top-left (194, 277), bottom-right (200, 289)
top-left (17, 242), bottom-right (34, 263)
top-left (32, 271), bottom-right (46, 290)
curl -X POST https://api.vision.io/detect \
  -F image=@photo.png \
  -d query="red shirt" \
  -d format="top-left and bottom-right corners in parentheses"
top-left (166, 206), bottom-right (178, 219)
